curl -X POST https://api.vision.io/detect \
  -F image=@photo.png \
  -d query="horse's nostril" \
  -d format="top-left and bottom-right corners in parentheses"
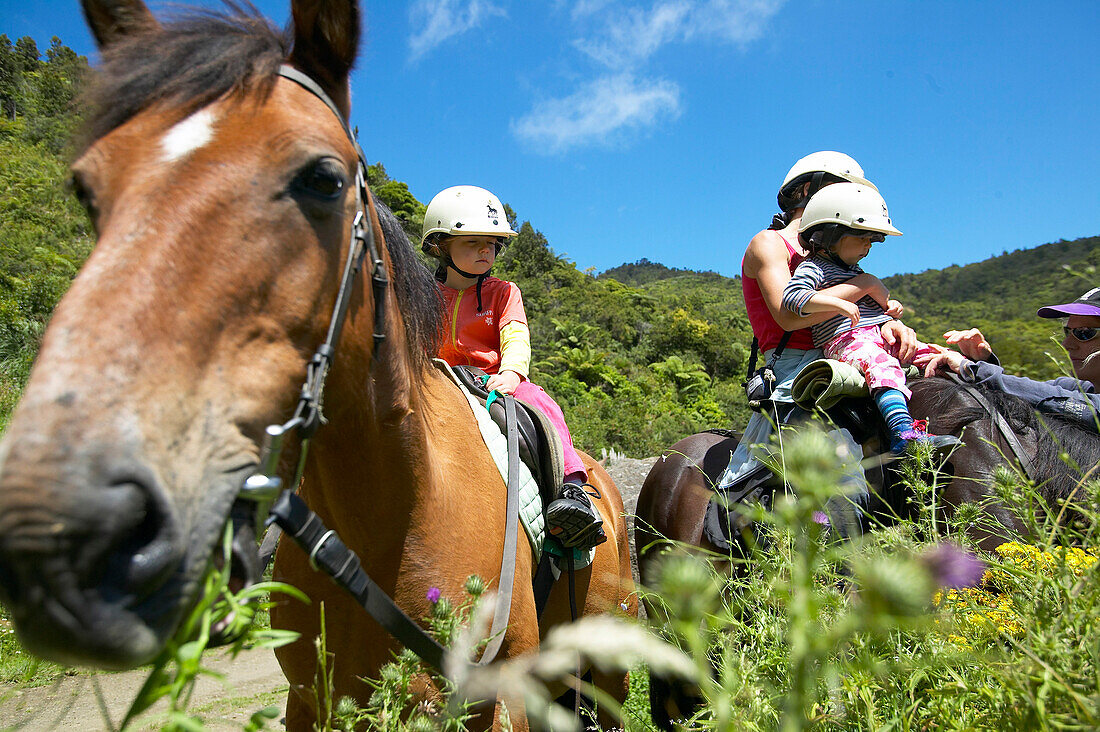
top-left (98, 481), bottom-right (181, 603)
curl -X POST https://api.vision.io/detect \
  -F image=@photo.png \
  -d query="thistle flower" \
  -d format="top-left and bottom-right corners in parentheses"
top-left (920, 542), bottom-right (986, 589)
top-left (464, 574), bottom-right (487, 597)
top-left (426, 586), bottom-right (442, 604)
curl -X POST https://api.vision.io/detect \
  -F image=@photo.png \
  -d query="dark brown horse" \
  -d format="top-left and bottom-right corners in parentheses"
top-left (634, 375), bottom-right (1100, 726)
top-left (0, 1), bottom-right (636, 729)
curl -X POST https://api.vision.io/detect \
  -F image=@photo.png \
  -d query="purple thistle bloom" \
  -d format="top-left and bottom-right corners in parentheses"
top-left (426, 586), bottom-right (442, 604)
top-left (812, 511), bottom-right (830, 526)
top-left (921, 543), bottom-right (986, 589)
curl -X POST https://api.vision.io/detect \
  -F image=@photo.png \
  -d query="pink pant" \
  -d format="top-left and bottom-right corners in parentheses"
top-left (513, 381), bottom-right (587, 480)
top-left (824, 325), bottom-right (938, 399)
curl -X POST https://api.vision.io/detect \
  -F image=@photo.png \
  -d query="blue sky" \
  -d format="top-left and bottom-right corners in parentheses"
top-left (4, 0), bottom-right (1099, 279)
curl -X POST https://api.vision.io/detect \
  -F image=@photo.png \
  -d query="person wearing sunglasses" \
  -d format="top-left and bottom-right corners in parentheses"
top-left (915, 288), bottom-right (1100, 431)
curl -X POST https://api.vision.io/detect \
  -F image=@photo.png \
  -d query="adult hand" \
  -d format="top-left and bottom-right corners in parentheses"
top-left (880, 320), bottom-right (918, 364)
top-left (485, 369), bottom-right (522, 395)
top-left (913, 345), bottom-right (966, 378)
top-left (943, 329), bottom-right (993, 361)
top-left (885, 299), bottom-right (904, 319)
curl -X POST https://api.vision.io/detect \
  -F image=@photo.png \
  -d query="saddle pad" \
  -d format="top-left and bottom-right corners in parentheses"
top-left (435, 360), bottom-right (545, 562)
top-left (790, 359), bottom-right (868, 410)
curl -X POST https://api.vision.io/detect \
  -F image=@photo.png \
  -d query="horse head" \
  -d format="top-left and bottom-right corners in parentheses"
top-left (0, 0), bottom-right (379, 669)
top-left (910, 377), bottom-right (1100, 551)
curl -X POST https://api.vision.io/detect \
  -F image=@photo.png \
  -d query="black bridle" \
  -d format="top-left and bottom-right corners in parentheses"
top-left (947, 373), bottom-right (1037, 482)
top-left (231, 65), bottom-right (495, 676)
top-left (239, 65), bottom-right (388, 516)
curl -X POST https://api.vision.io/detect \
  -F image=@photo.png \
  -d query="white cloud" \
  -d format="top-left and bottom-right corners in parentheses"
top-left (511, 0), bottom-right (784, 151)
top-left (570, 0), bottom-right (617, 19)
top-left (575, 2), bottom-right (692, 68)
top-left (511, 74), bottom-right (681, 153)
top-left (408, 0), bottom-right (506, 61)
top-left (689, 0), bottom-right (786, 45)
top-left (574, 0), bottom-right (786, 70)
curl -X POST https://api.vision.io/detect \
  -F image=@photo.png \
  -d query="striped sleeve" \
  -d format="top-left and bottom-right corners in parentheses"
top-left (782, 260), bottom-right (825, 315)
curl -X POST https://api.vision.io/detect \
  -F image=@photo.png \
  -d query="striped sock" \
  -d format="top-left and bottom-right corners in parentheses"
top-left (874, 388), bottom-right (913, 441)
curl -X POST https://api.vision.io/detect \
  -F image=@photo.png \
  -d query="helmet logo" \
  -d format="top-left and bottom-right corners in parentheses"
top-left (487, 203), bottom-right (500, 225)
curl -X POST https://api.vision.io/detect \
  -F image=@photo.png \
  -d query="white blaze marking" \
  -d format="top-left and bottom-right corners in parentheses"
top-left (161, 108), bottom-right (218, 162)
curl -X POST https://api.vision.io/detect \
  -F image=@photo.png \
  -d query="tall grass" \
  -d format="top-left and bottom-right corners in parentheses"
top-left (2, 422), bottom-right (1098, 730)
top-left (638, 423), bottom-right (1100, 731)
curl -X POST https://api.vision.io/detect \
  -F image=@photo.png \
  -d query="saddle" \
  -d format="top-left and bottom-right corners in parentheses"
top-left (450, 365), bottom-right (565, 510)
top-left (703, 390), bottom-right (889, 554)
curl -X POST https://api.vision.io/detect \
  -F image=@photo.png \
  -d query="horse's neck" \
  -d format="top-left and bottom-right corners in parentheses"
top-left (303, 356), bottom-right (501, 558)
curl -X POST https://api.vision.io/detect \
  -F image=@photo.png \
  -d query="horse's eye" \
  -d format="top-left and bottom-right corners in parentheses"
top-left (293, 159), bottom-right (346, 200)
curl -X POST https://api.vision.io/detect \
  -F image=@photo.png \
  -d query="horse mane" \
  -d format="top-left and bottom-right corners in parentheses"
top-left (79, 2), bottom-right (443, 364)
top-left (373, 201), bottom-right (443, 366)
top-left (78, 1), bottom-right (291, 151)
top-left (911, 377), bottom-right (1100, 502)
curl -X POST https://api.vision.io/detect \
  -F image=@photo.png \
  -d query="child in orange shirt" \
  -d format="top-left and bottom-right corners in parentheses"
top-left (422, 185), bottom-right (605, 549)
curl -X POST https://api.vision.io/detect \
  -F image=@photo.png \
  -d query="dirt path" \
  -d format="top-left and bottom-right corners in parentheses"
top-left (0, 456), bottom-right (657, 731)
top-left (0, 647), bottom-right (288, 731)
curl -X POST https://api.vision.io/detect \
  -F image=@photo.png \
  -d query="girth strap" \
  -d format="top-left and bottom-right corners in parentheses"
top-left (478, 394), bottom-right (522, 664)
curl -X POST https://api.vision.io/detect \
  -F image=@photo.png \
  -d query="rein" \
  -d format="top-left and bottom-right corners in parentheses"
top-left (947, 374), bottom-right (1037, 483)
top-left (235, 65), bottom-right (459, 673)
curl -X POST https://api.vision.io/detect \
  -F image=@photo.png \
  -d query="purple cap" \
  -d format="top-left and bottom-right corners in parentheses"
top-left (1037, 287), bottom-right (1100, 319)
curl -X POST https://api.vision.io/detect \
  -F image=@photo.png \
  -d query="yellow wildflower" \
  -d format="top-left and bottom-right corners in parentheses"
top-left (989, 542), bottom-right (1097, 586)
top-left (933, 543), bottom-right (1096, 646)
top-left (934, 587), bottom-right (1024, 639)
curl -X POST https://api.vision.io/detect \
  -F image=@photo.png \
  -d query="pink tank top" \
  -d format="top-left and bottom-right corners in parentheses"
top-left (742, 232), bottom-right (816, 352)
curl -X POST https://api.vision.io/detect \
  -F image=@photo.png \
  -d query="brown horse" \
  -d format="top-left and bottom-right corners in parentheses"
top-left (634, 376), bottom-right (1100, 727)
top-left (0, 1), bottom-right (636, 729)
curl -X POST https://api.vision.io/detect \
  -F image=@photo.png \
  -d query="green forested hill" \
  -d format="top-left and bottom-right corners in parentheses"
top-left (0, 35), bottom-right (92, 426)
top-left (883, 238), bottom-right (1100, 379)
top-left (1, 36), bottom-right (1096, 455)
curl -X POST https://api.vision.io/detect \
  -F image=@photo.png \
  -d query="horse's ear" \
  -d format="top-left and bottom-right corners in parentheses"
top-left (80, 0), bottom-right (159, 50)
top-left (289, 0), bottom-right (360, 118)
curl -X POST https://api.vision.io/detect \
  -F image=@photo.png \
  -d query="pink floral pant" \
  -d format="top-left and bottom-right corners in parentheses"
top-left (513, 381), bottom-right (587, 479)
top-left (824, 325), bottom-right (938, 399)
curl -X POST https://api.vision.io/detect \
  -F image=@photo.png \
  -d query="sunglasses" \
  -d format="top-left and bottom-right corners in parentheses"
top-left (1064, 326), bottom-right (1100, 342)
top-left (853, 231), bottom-right (886, 244)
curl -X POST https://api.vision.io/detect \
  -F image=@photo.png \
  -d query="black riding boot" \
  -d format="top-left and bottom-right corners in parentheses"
top-left (546, 482), bottom-right (607, 548)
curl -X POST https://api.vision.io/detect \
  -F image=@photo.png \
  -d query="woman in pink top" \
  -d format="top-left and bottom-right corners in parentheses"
top-left (722, 152), bottom-right (919, 536)
top-left (742, 151), bottom-right (917, 365)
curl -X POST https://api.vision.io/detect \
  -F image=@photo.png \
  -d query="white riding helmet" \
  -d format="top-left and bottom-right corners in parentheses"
top-left (798, 182), bottom-right (902, 237)
top-left (781, 151), bottom-right (875, 191)
top-left (421, 185), bottom-right (517, 250)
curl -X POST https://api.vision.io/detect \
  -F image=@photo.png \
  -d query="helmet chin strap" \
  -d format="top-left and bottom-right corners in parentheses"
top-left (445, 256), bottom-right (490, 311)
